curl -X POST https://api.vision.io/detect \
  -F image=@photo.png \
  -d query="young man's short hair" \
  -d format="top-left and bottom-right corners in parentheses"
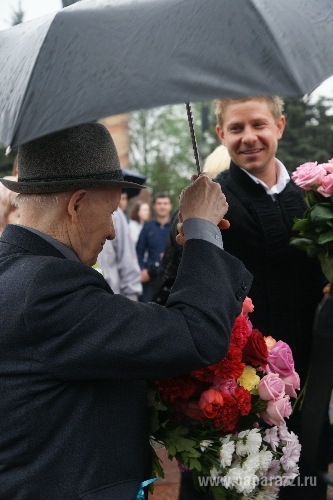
top-left (214, 96), bottom-right (284, 128)
top-left (152, 192), bottom-right (171, 205)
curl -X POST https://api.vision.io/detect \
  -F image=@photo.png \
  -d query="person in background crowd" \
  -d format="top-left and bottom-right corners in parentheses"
top-left (118, 191), bottom-right (129, 216)
top-left (202, 144), bottom-right (230, 177)
top-left (0, 176), bottom-right (19, 235)
top-left (128, 200), bottom-right (151, 246)
top-left (136, 192), bottom-right (172, 302)
top-left (0, 122), bottom-right (251, 499)
top-left (153, 145), bottom-right (230, 306)
top-left (97, 205), bottom-right (142, 301)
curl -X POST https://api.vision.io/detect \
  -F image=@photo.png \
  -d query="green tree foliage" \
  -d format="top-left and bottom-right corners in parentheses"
top-left (129, 103), bottom-right (218, 206)
top-left (0, 149), bottom-right (17, 177)
top-left (61, 0), bottom-right (79, 6)
top-left (11, 1), bottom-right (24, 26)
top-left (278, 96), bottom-right (333, 170)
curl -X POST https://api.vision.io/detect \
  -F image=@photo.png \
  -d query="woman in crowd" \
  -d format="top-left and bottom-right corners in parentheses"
top-left (128, 200), bottom-right (151, 245)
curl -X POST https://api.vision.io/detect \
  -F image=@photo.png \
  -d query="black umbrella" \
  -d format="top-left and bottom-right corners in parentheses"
top-left (121, 168), bottom-right (146, 199)
top-left (1, 0), bottom-right (333, 149)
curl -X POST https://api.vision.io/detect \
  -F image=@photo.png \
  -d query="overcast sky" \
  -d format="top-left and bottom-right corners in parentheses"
top-left (1, 0), bottom-right (333, 101)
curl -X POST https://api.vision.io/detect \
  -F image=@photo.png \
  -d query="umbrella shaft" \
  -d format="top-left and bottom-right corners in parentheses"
top-left (186, 103), bottom-right (201, 175)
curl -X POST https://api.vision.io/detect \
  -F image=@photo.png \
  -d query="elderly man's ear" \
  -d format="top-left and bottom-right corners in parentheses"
top-left (67, 190), bottom-right (87, 222)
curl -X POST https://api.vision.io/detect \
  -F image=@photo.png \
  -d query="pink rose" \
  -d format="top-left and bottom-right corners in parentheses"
top-left (241, 296), bottom-right (254, 316)
top-left (291, 162), bottom-right (326, 190)
top-left (321, 161), bottom-right (333, 174)
top-left (258, 373), bottom-right (285, 401)
top-left (261, 396), bottom-right (292, 426)
top-left (317, 173), bottom-right (333, 197)
top-left (281, 371), bottom-right (300, 398)
top-left (266, 340), bottom-right (294, 377)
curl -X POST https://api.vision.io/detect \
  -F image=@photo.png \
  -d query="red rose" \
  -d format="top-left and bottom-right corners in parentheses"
top-left (242, 329), bottom-right (268, 368)
top-left (213, 392), bottom-right (239, 432)
top-left (234, 386), bottom-right (251, 416)
top-left (155, 375), bottom-right (196, 402)
top-left (210, 347), bottom-right (245, 379)
top-left (198, 388), bottom-right (224, 419)
top-left (191, 366), bottom-right (216, 383)
top-left (174, 400), bottom-right (205, 421)
top-left (230, 315), bottom-right (252, 349)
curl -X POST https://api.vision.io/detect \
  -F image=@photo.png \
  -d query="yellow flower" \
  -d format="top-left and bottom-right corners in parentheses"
top-left (237, 365), bottom-right (260, 391)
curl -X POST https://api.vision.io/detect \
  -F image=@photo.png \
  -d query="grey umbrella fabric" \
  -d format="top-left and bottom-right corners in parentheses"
top-left (1, 0), bottom-right (333, 148)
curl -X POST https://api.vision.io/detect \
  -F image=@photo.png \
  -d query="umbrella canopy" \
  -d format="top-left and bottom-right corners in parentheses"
top-left (1, 0), bottom-right (333, 148)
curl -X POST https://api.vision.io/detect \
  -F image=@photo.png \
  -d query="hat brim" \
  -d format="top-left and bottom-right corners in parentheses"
top-left (0, 178), bottom-right (145, 194)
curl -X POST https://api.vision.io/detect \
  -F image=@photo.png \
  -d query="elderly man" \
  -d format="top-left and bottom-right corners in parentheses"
top-left (0, 123), bottom-right (251, 500)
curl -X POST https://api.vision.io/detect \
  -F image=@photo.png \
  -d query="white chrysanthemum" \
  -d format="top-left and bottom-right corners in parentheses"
top-left (236, 430), bottom-right (250, 456)
top-left (263, 426), bottom-right (279, 452)
top-left (220, 434), bottom-right (232, 445)
top-left (222, 466), bottom-right (256, 494)
top-left (200, 439), bottom-right (213, 452)
top-left (210, 466), bottom-right (219, 479)
top-left (242, 453), bottom-right (260, 474)
top-left (257, 450), bottom-right (273, 473)
top-left (246, 429), bottom-right (262, 455)
top-left (236, 429), bottom-right (262, 457)
top-left (220, 440), bottom-right (235, 467)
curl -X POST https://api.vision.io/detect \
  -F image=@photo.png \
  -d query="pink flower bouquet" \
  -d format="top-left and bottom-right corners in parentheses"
top-left (291, 159), bottom-right (333, 284)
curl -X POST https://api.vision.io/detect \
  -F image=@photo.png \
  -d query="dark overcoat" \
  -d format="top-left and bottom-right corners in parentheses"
top-left (0, 225), bottom-right (251, 500)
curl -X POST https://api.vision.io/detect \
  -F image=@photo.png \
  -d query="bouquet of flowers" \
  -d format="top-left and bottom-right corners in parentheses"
top-left (148, 298), bottom-right (301, 500)
top-left (291, 159), bottom-right (333, 285)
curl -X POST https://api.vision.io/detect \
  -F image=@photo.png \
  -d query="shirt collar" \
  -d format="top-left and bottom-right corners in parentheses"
top-left (240, 159), bottom-right (290, 197)
top-left (17, 225), bottom-right (81, 262)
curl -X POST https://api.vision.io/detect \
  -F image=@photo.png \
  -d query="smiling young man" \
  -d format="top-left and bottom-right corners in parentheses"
top-left (214, 96), bottom-right (327, 500)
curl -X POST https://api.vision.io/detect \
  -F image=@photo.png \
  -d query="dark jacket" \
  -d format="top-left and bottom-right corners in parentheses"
top-left (0, 225), bottom-right (251, 499)
top-left (216, 162), bottom-right (325, 384)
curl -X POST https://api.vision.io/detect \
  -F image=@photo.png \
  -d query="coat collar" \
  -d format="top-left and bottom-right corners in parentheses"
top-left (0, 224), bottom-right (66, 259)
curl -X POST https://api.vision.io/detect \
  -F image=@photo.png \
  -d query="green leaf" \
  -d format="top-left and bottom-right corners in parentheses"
top-left (309, 205), bottom-right (333, 222)
top-left (318, 230), bottom-right (333, 244)
top-left (151, 448), bottom-right (165, 480)
top-left (211, 485), bottom-right (229, 500)
top-left (290, 237), bottom-right (316, 249)
top-left (189, 457), bottom-right (202, 471)
top-left (292, 219), bottom-right (311, 231)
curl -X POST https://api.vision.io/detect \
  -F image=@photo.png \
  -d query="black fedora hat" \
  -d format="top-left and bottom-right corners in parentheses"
top-left (0, 123), bottom-right (145, 194)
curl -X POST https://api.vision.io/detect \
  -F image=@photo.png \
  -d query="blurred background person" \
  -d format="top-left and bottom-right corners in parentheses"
top-left (98, 205), bottom-right (142, 301)
top-left (202, 144), bottom-right (230, 177)
top-left (152, 145), bottom-right (230, 306)
top-left (136, 192), bottom-right (172, 303)
top-left (0, 176), bottom-right (19, 235)
top-left (128, 200), bottom-right (151, 245)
